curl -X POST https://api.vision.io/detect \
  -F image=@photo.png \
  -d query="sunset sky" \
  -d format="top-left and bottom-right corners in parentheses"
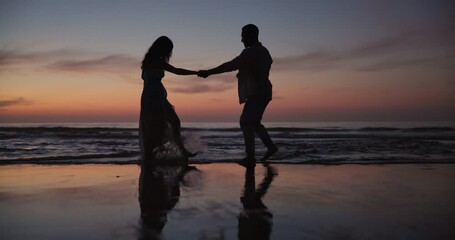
top-left (1, 0), bottom-right (454, 123)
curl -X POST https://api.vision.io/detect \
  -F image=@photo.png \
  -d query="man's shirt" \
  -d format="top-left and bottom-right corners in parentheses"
top-left (218, 42), bottom-right (273, 104)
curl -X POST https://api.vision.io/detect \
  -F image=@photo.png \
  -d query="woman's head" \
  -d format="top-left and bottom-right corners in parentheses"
top-left (142, 36), bottom-right (173, 69)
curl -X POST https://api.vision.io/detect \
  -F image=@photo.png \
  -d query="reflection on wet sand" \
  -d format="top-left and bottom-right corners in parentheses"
top-left (238, 164), bottom-right (278, 240)
top-left (1, 164), bottom-right (453, 239)
top-left (138, 164), bottom-right (201, 239)
top-left (138, 162), bottom-right (278, 240)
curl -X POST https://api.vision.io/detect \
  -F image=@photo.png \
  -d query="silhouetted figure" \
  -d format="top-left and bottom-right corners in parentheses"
top-left (198, 24), bottom-right (278, 166)
top-left (140, 36), bottom-right (197, 164)
top-left (138, 163), bottom-right (200, 239)
top-left (238, 164), bottom-right (277, 240)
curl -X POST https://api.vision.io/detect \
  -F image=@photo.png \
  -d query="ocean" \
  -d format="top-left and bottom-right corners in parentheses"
top-left (1, 122), bottom-right (454, 165)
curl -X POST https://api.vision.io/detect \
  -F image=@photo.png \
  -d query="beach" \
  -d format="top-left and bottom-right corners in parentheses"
top-left (1, 163), bottom-right (454, 240)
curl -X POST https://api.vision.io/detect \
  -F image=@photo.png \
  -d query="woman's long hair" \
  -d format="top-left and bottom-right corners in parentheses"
top-left (141, 36), bottom-right (173, 70)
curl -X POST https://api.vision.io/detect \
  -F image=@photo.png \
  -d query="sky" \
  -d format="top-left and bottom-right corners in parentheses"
top-left (1, 0), bottom-right (454, 123)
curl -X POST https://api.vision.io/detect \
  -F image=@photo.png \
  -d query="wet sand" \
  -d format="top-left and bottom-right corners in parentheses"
top-left (1, 163), bottom-right (454, 240)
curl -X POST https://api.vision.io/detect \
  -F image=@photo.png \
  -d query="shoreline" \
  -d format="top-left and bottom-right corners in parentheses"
top-left (1, 159), bottom-right (455, 166)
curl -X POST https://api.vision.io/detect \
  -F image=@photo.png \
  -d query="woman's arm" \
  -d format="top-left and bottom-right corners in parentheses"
top-left (163, 63), bottom-right (197, 75)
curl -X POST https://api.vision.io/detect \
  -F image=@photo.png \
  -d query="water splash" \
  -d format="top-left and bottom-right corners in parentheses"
top-left (183, 132), bottom-right (207, 154)
top-left (152, 122), bottom-right (186, 161)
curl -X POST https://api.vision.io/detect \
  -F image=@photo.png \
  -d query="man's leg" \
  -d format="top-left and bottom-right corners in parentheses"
top-left (252, 100), bottom-right (274, 148)
top-left (251, 99), bottom-right (278, 160)
top-left (240, 99), bottom-right (257, 160)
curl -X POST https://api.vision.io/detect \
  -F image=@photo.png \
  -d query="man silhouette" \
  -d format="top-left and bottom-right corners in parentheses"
top-left (198, 24), bottom-right (278, 166)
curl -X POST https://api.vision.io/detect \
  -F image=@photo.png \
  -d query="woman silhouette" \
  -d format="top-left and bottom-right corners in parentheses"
top-left (140, 36), bottom-right (197, 164)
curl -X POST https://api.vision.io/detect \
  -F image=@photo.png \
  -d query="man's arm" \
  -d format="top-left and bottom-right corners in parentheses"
top-left (198, 57), bottom-right (240, 78)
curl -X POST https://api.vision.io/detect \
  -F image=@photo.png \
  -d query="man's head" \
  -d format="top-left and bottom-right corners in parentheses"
top-left (241, 24), bottom-right (259, 47)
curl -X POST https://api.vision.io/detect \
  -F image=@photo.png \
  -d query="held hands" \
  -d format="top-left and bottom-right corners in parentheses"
top-left (197, 70), bottom-right (210, 78)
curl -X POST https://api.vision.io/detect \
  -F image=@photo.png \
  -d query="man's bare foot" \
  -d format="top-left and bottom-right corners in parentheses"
top-left (238, 155), bottom-right (256, 168)
top-left (261, 145), bottom-right (278, 161)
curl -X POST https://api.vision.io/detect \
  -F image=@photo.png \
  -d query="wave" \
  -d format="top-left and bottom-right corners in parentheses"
top-left (2, 126), bottom-right (453, 132)
top-left (1, 124), bottom-right (454, 165)
top-left (0, 127), bottom-right (138, 139)
top-left (268, 133), bottom-right (455, 140)
top-left (358, 127), bottom-right (455, 132)
top-left (0, 152), bottom-right (139, 165)
top-left (0, 127), bottom-right (137, 132)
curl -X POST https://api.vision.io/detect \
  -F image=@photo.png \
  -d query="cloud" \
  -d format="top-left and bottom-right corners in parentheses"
top-left (207, 73), bottom-right (237, 84)
top-left (272, 94), bottom-right (284, 100)
top-left (0, 48), bottom-right (141, 83)
top-left (0, 49), bottom-right (92, 67)
top-left (47, 54), bottom-right (139, 73)
top-left (0, 47), bottom-right (236, 89)
top-left (209, 98), bottom-right (225, 102)
top-left (357, 58), bottom-right (432, 72)
top-left (273, 27), bottom-right (454, 72)
top-left (170, 82), bottom-right (232, 94)
top-left (356, 54), bottom-right (455, 72)
top-left (0, 97), bottom-right (31, 108)
top-left (167, 74), bottom-right (236, 94)
top-left (346, 29), bottom-right (419, 59)
top-left (0, 48), bottom-right (139, 77)
top-left (273, 50), bottom-right (341, 71)
top-left (274, 30), bottom-right (419, 71)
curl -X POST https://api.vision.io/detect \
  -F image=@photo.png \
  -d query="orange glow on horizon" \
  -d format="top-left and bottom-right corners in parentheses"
top-left (1, 52), bottom-right (454, 122)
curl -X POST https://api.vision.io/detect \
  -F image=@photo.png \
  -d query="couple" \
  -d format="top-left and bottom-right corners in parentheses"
top-left (139, 24), bottom-right (278, 167)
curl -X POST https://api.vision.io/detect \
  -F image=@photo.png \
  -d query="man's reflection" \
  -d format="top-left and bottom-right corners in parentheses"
top-left (138, 163), bottom-right (200, 239)
top-left (238, 164), bottom-right (278, 240)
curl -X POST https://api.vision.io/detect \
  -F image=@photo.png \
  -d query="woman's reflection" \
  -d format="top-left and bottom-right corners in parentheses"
top-left (138, 163), bottom-right (200, 239)
top-left (238, 164), bottom-right (278, 240)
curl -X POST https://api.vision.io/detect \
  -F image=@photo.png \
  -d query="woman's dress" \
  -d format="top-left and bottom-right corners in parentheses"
top-left (139, 68), bottom-right (187, 164)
